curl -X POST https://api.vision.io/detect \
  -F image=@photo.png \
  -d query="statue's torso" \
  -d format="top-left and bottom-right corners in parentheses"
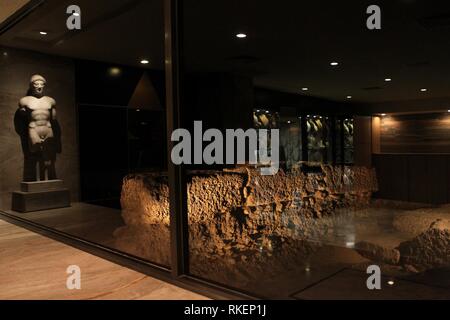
top-left (20, 96), bottom-right (56, 147)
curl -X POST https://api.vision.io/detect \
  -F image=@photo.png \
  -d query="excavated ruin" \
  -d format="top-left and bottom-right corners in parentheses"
top-left (114, 165), bottom-right (376, 264)
top-left (113, 165), bottom-right (449, 292)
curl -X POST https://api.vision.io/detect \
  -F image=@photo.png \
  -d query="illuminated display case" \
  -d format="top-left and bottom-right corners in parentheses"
top-left (304, 114), bottom-right (333, 164)
top-left (253, 110), bottom-right (354, 166)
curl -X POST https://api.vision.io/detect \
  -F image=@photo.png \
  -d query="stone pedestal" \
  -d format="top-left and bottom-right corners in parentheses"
top-left (11, 180), bottom-right (70, 213)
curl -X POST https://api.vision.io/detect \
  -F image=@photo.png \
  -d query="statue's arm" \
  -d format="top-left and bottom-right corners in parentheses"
top-left (50, 98), bottom-right (57, 119)
top-left (14, 99), bottom-right (28, 136)
top-left (18, 98), bottom-right (27, 111)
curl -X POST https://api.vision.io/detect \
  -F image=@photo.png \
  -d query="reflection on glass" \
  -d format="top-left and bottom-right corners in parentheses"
top-left (343, 118), bottom-right (354, 164)
top-left (0, 0), bottom-right (170, 268)
top-left (180, 0), bottom-right (450, 299)
top-left (306, 115), bottom-right (332, 164)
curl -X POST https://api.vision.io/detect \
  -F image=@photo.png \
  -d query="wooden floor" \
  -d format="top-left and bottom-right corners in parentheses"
top-left (0, 219), bottom-right (207, 300)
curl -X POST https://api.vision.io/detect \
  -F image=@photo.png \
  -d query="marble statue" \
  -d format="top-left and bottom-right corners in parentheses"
top-left (14, 75), bottom-right (61, 182)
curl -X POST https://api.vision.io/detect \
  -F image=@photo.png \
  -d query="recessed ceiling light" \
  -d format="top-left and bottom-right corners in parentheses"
top-left (347, 96), bottom-right (352, 99)
top-left (140, 59), bottom-right (150, 65)
top-left (2, 52), bottom-right (7, 56)
top-left (287, 121), bottom-right (291, 124)
top-left (385, 78), bottom-right (392, 82)
top-left (302, 87), bottom-right (309, 91)
top-left (265, 110), bottom-right (270, 114)
top-left (381, 113), bottom-right (387, 116)
top-left (236, 33), bottom-right (247, 38)
top-left (330, 62), bottom-right (339, 66)
top-left (39, 31), bottom-right (48, 35)
top-left (420, 88), bottom-right (427, 92)
top-left (388, 280), bottom-right (395, 286)
top-left (448, 110), bottom-right (450, 113)
top-left (108, 67), bottom-right (121, 77)
top-left (136, 109), bottom-right (141, 112)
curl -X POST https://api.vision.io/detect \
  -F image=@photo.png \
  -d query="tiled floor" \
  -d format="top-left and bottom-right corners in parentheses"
top-left (0, 219), bottom-right (207, 300)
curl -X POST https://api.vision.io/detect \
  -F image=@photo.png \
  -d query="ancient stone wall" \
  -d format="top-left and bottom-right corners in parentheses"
top-left (114, 165), bottom-right (378, 266)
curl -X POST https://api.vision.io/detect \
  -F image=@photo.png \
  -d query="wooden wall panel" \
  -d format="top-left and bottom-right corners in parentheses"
top-left (408, 155), bottom-right (430, 203)
top-left (380, 113), bottom-right (450, 154)
top-left (373, 154), bottom-right (450, 205)
top-left (372, 116), bottom-right (381, 154)
top-left (373, 154), bottom-right (408, 201)
top-left (354, 116), bottom-right (372, 167)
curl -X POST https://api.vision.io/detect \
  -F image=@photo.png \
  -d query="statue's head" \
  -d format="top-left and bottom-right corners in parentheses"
top-left (29, 74), bottom-right (46, 97)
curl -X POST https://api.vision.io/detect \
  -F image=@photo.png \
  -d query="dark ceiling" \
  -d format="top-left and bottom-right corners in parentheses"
top-left (1, 0), bottom-right (450, 104)
top-left (0, 0), bottom-right (165, 69)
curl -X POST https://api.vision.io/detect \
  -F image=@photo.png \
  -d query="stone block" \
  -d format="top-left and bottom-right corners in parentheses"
top-left (12, 189), bottom-right (70, 213)
top-left (20, 180), bottom-right (65, 193)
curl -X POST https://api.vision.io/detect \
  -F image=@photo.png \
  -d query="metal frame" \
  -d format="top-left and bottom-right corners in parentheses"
top-left (0, 0), bottom-right (257, 300)
top-left (0, 0), bottom-right (44, 36)
top-left (164, 0), bottom-right (189, 278)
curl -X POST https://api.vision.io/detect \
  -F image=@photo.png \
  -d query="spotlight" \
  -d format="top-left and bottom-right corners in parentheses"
top-left (347, 96), bottom-right (352, 99)
top-left (108, 67), bottom-right (121, 77)
top-left (140, 59), bottom-right (150, 65)
top-left (385, 78), bottom-right (392, 82)
top-left (330, 62), bottom-right (339, 66)
top-left (345, 241), bottom-right (355, 248)
top-left (302, 88), bottom-right (309, 91)
top-left (420, 88), bottom-right (427, 92)
top-left (39, 31), bottom-right (48, 35)
top-left (381, 113), bottom-right (387, 116)
top-left (236, 33), bottom-right (247, 38)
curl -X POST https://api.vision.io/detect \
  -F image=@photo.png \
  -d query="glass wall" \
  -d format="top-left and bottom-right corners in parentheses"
top-left (1, 0), bottom-right (450, 300)
top-left (0, 0), bottom-right (171, 268)
top-left (179, 0), bottom-right (450, 299)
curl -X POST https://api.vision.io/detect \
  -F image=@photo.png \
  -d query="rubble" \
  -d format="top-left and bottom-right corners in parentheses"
top-left (355, 241), bottom-right (401, 265)
top-left (397, 222), bottom-right (450, 271)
